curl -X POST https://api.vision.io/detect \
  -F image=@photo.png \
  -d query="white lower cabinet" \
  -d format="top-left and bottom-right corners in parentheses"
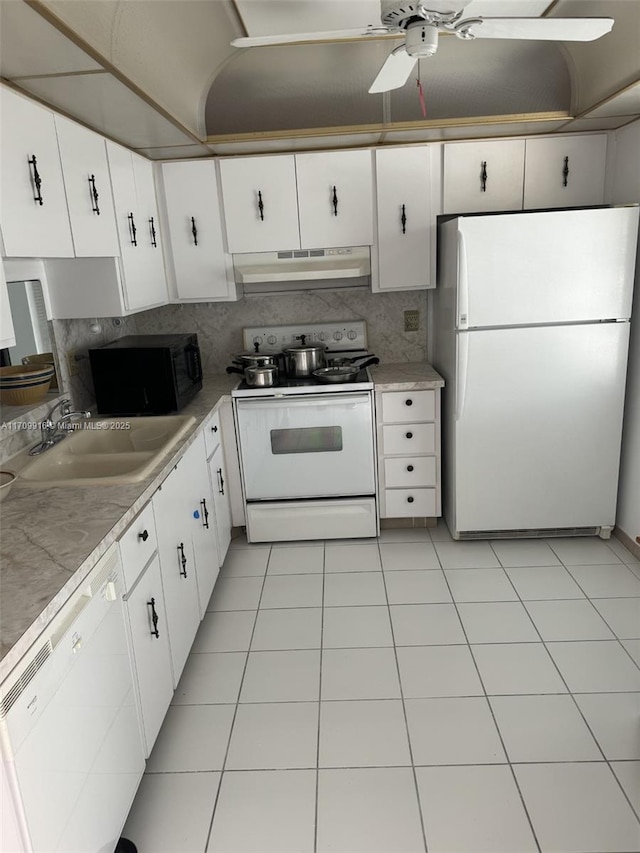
top-left (180, 431), bottom-right (221, 618)
top-left (118, 503), bottom-right (173, 758)
top-left (152, 459), bottom-right (201, 685)
top-left (207, 425), bottom-right (232, 565)
top-left (376, 388), bottom-right (442, 519)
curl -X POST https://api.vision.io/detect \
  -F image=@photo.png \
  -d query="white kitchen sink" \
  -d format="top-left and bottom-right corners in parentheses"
top-left (17, 415), bottom-right (196, 486)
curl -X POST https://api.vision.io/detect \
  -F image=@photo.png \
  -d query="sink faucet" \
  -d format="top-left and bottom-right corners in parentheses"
top-left (29, 398), bottom-right (91, 456)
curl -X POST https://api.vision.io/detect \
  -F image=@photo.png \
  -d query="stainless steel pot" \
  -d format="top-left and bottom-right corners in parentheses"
top-left (283, 336), bottom-right (326, 377)
top-left (226, 364), bottom-right (278, 387)
top-left (312, 357), bottom-right (379, 384)
top-left (233, 351), bottom-right (279, 369)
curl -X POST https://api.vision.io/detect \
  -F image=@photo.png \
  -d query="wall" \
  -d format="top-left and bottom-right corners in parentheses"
top-left (134, 289), bottom-right (428, 372)
top-left (610, 119), bottom-right (640, 547)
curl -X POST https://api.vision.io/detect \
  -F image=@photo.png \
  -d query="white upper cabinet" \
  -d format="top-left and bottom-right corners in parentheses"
top-left (219, 155), bottom-right (300, 253)
top-left (443, 139), bottom-right (526, 214)
top-left (106, 141), bottom-right (168, 312)
top-left (54, 115), bottom-right (119, 257)
top-left (0, 262), bottom-right (16, 349)
top-left (0, 86), bottom-right (74, 258)
top-left (523, 134), bottom-right (607, 209)
top-left (374, 146), bottom-right (439, 291)
top-left (296, 150), bottom-right (374, 249)
top-left (161, 160), bottom-right (237, 301)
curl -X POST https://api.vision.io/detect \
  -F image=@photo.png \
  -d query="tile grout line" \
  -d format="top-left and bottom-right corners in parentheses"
top-left (202, 543), bottom-right (272, 853)
top-left (379, 539), bottom-right (430, 853)
top-left (313, 542), bottom-right (326, 853)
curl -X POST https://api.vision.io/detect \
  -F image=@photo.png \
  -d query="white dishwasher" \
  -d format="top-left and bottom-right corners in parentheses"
top-left (0, 544), bottom-right (145, 853)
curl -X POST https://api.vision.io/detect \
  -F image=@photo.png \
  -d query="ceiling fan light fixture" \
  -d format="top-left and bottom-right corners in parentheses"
top-left (405, 21), bottom-right (439, 57)
top-left (454, 17), bottom-right (482, 40)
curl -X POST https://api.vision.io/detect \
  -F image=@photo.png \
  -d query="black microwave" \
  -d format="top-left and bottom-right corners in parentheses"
top-left (88, 333), bottom-right (202, 415)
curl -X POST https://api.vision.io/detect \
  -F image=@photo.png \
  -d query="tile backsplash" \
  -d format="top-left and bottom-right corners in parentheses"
top-left (135, 289), bottom-right (428, 373)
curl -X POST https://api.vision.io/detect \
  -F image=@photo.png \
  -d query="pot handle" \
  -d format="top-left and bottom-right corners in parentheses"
top-left (358, 357), bottom-right (380, 370)
top-left (226, 366), bottom-right (244, 375)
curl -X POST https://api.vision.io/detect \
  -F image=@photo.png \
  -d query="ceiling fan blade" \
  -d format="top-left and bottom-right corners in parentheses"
top-left (369, 48), bottom-right (418, 94)
top-left (231, 27), bottom-right (394, 48)
top-left (466, 17), bottom-right (614, 42)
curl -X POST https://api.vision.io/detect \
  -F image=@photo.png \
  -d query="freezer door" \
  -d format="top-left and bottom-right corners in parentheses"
top-left (452, 322), bottom-right (630, 534)
top-left (456, 207), bottom-right (638, 329)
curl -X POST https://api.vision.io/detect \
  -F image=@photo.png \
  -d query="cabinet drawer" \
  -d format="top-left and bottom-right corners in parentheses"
top-left (384, 488), bottom-right (437, 518)
top-left (203, 410), bottom-right (221, 460)
top-left (119, 503), bottom-right (157, 592)
top-left (384, 456), bottom-right (436, 488)
top-left (382, 423), bottom-right (435, 455)
top-left (381, 390), bottom-right (435, 423)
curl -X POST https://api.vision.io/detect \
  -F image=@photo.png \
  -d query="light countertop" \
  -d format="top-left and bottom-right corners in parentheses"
top-left (0, 362), bottom-right (442, 681)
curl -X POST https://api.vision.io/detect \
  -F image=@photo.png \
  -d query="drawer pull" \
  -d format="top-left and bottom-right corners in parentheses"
top-left (406, 431), bottom-right (413, 439)
top-left (405, 399), bottom-right (413, 406)
top-left (138, 529), bottom-right (149, 542)
top-left (407, 496), bottom-right (415, 504)
top-left (407, 465), bottom-right (414, 472)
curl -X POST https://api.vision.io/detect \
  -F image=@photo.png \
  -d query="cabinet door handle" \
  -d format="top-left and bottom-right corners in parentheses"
top-left (200, 498), bottom-right (210, 529)
top-left (149, 216), bottom-right (157, 247)
top-left (562, 156), bottom-right (570, 187)
top-left (217, 467), bottom-right (225, 495)
top-left (128, 212), bottom-right (137, 246)
top-left (407, 465), bottom-right (414, 472)
top-left (405, 431), bottom-right (413, 439)
top-left (178, 542), bottom-right (188, 577)
top-left (28, 155), bottom-right (43, 205)
top-left (147, 597), bottom-right (160, 638)
top-left (88, 174), bottom-right (100, 215)
top-left (480, 161), bottom-right (488, 193)
top-left (191, 216), bottom-right (198, 245)
top-left (138, 529), bottom-right (149, 542)
top-left (257, 190), bottom-right (264, 221)
top-left (401, 203), bottom-right (407, 234)
top-left (211, 424), bottom-right (218, 433)
top-left (332, 185), bottom-right (338, 216)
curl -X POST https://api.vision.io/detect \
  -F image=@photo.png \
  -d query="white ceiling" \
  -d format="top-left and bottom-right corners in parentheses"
top-left (0, 0), bottom-right (638, 157)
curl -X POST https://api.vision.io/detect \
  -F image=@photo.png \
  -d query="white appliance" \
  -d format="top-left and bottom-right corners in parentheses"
top-left (232, 322), bottom-right (378, 542)
top-left (0, 544), bottom-right (144, 852)
top-left (433, 206), bottom-right (639, 539)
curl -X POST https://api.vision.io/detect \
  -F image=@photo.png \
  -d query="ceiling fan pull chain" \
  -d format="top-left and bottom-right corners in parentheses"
top-left (332, 186), bottom-right (338, 216)
top-left (480, 161), bottom-right (488, 192)
top-left (563, 156), bottom-right (570, 187)
top-left (257, 190), bottom-right (264, 221)
top-left (401, 204), bottom-right (407, 234)
top-left (416, 75), bottom-right (427, 118)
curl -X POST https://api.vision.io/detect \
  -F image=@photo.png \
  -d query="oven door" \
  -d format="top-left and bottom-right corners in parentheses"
top-left (235, 393), bottom-right (375, 500)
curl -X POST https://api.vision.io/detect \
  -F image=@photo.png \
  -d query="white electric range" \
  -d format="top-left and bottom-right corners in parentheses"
top-left (231, 322), bottom-right (379, 542)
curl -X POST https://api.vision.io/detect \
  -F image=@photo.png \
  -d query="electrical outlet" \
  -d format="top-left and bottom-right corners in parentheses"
top-left (404, 309), bottom-right (420, 332)
top-left (66, 350), bottom-right (79, 377)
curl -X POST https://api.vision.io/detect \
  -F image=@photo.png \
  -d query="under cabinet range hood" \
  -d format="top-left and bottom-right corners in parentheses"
top-left (233, 246), bottom-right (371, 295)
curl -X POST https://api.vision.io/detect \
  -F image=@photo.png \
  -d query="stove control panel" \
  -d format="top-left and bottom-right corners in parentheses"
top-left (243, 321), bottom-right (367, 353)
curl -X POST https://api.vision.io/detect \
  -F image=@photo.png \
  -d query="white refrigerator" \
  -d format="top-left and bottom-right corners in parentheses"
top-left (433, 206), bottom-right (639, 539)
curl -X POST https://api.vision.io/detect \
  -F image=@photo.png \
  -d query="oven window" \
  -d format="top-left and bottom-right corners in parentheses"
top-left (270, 426), bottom-right (343, 455)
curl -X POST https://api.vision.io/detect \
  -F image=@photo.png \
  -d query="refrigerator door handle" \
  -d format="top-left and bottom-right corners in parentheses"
top-left (457, 229), bottom-right (469, 329)
top-left (456, 332), bottom-right (469, 422)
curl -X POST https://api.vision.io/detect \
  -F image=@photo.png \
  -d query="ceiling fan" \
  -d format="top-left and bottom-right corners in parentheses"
top-left (231, 1), bottom-right (614, 94)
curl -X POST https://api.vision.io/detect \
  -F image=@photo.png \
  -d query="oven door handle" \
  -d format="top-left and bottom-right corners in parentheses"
top-left (235, 392), bottom-right (371, 411)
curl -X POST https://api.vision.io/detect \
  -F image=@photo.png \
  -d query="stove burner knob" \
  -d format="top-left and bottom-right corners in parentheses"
top-left (347, 329), bottom-right (358, 341)
top-left (252, 335), bottom-right (263, 346)
top-left (319, 332), bottom-right (325, 341)
top-left (267, 335), bottom-right (277, 345)
top-left (333, 331), bottom-right (343, 341)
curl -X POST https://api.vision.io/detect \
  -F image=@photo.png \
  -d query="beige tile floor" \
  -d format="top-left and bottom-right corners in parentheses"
top-left (123, 523), bottom-right (640, 853)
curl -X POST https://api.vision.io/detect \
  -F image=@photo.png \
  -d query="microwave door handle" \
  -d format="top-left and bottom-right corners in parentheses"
top-left (186, 345), bottom-right (202, 381)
